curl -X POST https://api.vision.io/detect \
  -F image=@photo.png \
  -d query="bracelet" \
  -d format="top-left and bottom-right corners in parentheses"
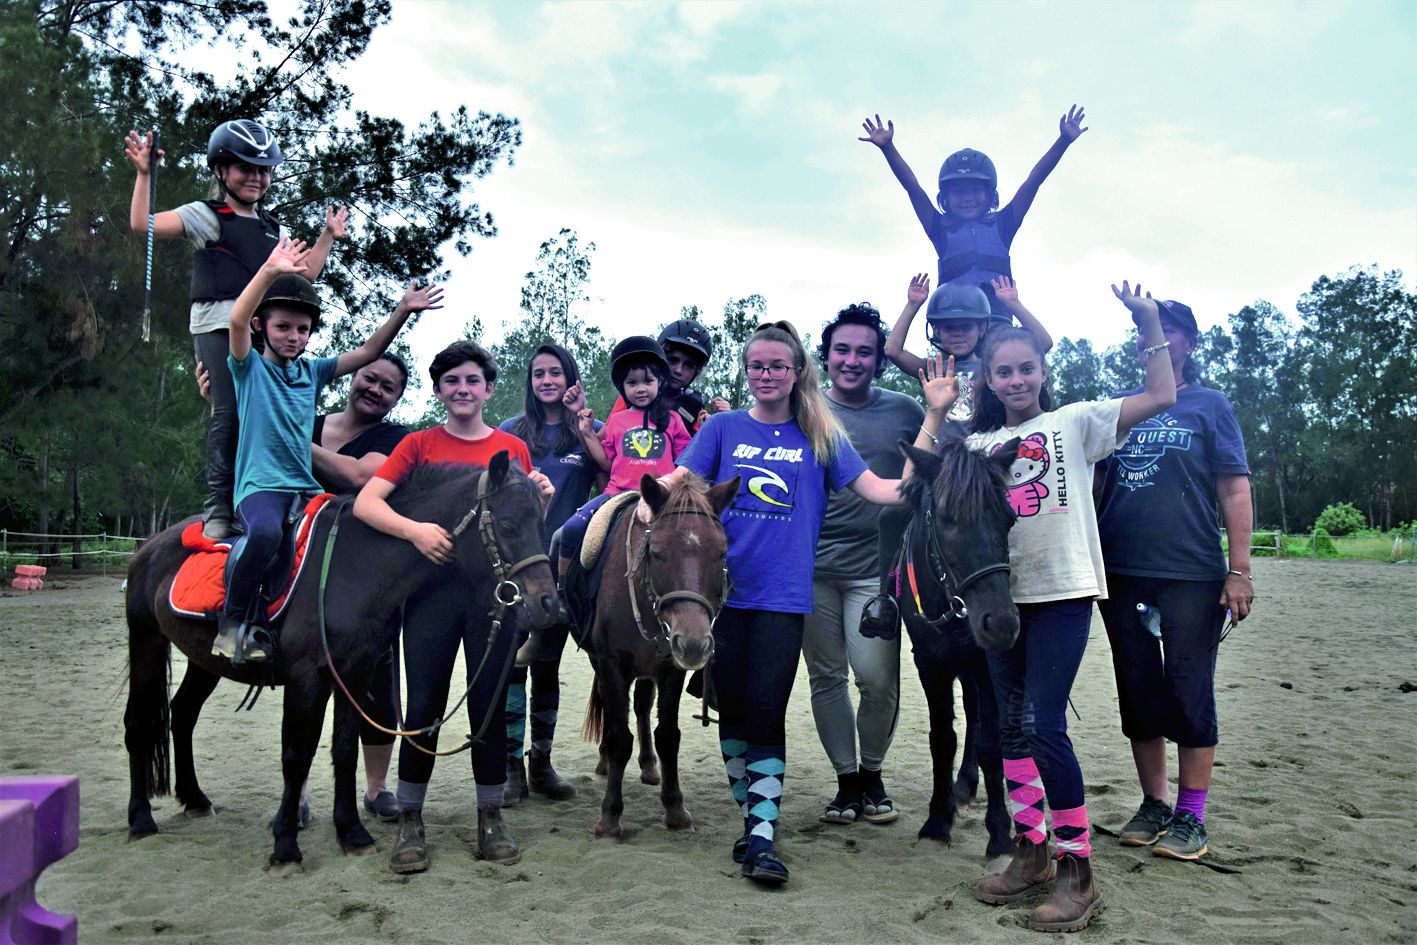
top-left (1227, 569), bottom-right (1251, 580)
top-left (1143, 341), bottom-right (1171, 359)
top-left (919, 425), bottom-right (938, 446)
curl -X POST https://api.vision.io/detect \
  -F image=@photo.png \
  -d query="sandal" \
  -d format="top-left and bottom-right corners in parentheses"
top-left (741, 847), bottom-right (790, 885)
top-left (820, 794), bottom-right (862, 824)
top-left (861, 773), bottom-right (899, 824)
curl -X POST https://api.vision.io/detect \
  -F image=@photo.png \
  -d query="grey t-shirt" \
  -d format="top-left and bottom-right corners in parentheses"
top-left (173, 200), bottom-right (289, 335)
top-left (814, 387), bottom-right (925, 580)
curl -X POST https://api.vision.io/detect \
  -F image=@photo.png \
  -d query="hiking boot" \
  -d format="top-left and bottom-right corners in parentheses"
top-left (529, 750), bottom-right (577, 800)
top-left (477, 804), bottom-right (521, 865)
top-left (974, 835), bottom-right (1056, 904)
top-left (1118, 796), bottom-right (1173, 846)
top-left (389, 809), bottom-right (429, 874)
top-left (503, 755), bottom-right (529, 808)
top-left (857, 594), bottom-right (900, 640)
top-left (211, 615), bottom-right (241, 659)
top-left (1028, 853), bottom-right (1104, 932)
top-left (1153, 811), bottom-right (1209, 861)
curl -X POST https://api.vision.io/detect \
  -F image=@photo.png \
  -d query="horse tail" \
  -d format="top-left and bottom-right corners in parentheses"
top-left (581, 674), bottom-right (605, 744)
top-left (124, 570), bottom-right (172, 798)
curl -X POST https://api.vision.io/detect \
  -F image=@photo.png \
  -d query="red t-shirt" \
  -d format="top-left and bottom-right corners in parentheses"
top-left (374, 426), bottom-right (533, 486)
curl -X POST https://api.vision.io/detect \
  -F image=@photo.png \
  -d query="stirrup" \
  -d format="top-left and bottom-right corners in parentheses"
top-left (858, 594), bottom-right (900, 640)
top-left (232, 622), bottom-right (276, 665)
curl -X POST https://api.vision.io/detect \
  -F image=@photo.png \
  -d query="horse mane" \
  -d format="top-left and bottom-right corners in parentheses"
top-left (386, 462), bottom-right (508, 525)
top-left (655, 470), bottom-right (714, 519)
top-left (903, 438), bottom-right (1010, 526)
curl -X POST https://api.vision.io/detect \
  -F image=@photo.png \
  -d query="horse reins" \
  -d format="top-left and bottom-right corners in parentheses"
top-left (624, 506), bottom-right (729, 646)
top-left (902, 490), bottom-right (1010, 627)
top-left (318, 469), bottom-right (549, 757)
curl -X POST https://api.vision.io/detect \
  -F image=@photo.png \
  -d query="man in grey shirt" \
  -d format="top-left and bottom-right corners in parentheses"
top-left (807, 302), bottom-right (924, 825)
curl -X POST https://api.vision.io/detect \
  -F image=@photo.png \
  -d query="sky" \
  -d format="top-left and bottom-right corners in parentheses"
top-left (327, 0), bottom-right (1415, 365)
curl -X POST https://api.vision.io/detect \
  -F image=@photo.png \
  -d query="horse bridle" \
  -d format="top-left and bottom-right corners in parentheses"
top-left (624, 507), bottom-right (729, 645)
top-left (902, 488), bottom-right (1010, 627)
top-left (319, 468), bottom-right (549, 757)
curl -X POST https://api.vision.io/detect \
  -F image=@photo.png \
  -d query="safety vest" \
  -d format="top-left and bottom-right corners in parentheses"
top-left (936, 214), bottom-right (1012, 293)
top-left (190, 200), bottom-right (282, 303)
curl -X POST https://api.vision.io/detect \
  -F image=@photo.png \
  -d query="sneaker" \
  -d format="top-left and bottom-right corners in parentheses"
top-left (363, 791), bottom-right (401, 822)
top-left (1118, 796), bottom-right (1173, 846)
top-left (1153, 811), bottom-right (1209, 861)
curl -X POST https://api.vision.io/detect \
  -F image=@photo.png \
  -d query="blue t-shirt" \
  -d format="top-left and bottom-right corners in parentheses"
top-left (676, 410), bottom-right (868, 613)
top-left (499, 415), bottom-right (603, 552)
top-left (228, 352), bottom-right (339, 506)
top-left (1096, 382), bottom-right (1250, 581)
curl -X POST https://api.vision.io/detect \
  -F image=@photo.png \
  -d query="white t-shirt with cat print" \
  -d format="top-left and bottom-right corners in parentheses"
top-left (967, 400), bottom-right (1125, 604)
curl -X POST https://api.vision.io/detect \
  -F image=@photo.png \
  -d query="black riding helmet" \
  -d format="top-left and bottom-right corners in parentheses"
top-left (256, 273), bottom-right (321, 332)
top-left (936, 147), bottom-right (1000, 214)
top-left (924, 283), bottom-right (990, 352)
top-left (610, 336), bottom-right (669, 391)
top-left (657, 318), bottom-right (713, 364)
top-left (207, 119), bottom-right (284, 168)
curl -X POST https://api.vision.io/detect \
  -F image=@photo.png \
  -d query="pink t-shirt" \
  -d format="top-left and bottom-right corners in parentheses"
top-left (601, 408), bottom-right (692, 494)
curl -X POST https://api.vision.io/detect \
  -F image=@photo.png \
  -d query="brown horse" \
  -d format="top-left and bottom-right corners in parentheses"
top-left (581, 472), bottom-right (738, 838)
top-left (123, 454), bottom-right (560, 867)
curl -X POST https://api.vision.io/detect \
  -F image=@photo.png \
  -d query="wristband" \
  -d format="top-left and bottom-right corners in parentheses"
top-left (1143, 341), bottom-right (1171, 359)
top-left (1227, 569), bottom-right (1251, 580)
top-left (919, 425), bottom-right (938, 446)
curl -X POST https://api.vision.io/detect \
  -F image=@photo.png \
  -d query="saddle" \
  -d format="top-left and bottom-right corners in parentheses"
top-left (562, 491), bottom-right (640, 647)
top-left (169, 494), bottom-right (334, 621)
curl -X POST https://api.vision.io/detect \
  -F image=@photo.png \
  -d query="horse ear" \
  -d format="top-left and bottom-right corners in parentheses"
top-left (900, 441), bottom-right (941, 481)
top-left (707, 476), bottom-right (740, 516)
top-left (641, 474), bottom-right (669, 515)
top-left (489, 450), bottom-right (510, 485)
top-left (989, 437), bottom-right (1023, 474)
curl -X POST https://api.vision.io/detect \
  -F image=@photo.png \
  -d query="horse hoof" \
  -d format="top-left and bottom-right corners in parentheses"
top-left (343, 841), bottom-right (379, 857)
top-left (267, 860), bottom-right (305, 877)
top-left (128, 822), bottom-right (159, 841)
top-left (341, 824), bottom-right (377, 855)
top-left (593, 823), bottom-right (623, 840)
top-left (917, 819), bottom-right (952, 846)
top-left (952, 785), bottom-right (978, 808)
top-left (639, 764), bottom-right (661, 786)
top-left (183, 803), bottom-right (215, 819)
top-left (664, 811), bottom-right (693, 831)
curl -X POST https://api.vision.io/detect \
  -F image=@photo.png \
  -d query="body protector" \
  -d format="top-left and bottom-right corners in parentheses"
top-left (935, 214), bottom-right (1012, 296)
top-left (190, 199), bottom-right (282, 303)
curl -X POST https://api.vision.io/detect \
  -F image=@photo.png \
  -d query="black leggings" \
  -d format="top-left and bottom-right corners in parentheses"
top-left (398, 578), bottom-right (514, 787)
top-left (359, 646), bottom-right (400, 747)
top-left (710, 607), bottom-right (805, 744)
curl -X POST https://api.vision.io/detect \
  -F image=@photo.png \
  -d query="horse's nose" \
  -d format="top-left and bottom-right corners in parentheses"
top-left (669, 633), bottom-right (713, 672)
top-left (979, 611), bottom-right (1020, 651)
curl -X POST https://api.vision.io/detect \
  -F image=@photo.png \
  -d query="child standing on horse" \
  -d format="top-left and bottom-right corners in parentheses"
top-left (858, 106), bottom-right (1088, 321)
top-left (652, 321), bottom-right (942, 886)
top-left (923, 281), bottom-right (1175, 932)
top-left (353, 340), bottom-right (555, 874)
top-left (216, 238), bottom-right (442, 663)
top-left (125, 119), bottom-right (349, 541)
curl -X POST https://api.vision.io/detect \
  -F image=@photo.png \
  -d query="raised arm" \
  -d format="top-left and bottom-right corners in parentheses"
top-left (333, 280), bottom-right (444, 378)
top-left (353, 476), bottom-right (452, 564)
top-left (884, 272), bottom-right (931, 376)
top-left (124, 130), bottom-right (184, 237)
top-left (301, 206), bottom-right (349, 280)
top-left (577, 408), bottom-right (612, 472)
top-left (1005, 104), bottom-right (1088, 220)
top-left (1112, 281), bottom-right (1178, 435)
top-left (990, 276), bottom-right (1053, 353)
top-left (859, 115), bottom-right (939, 235)
top-left (229, 239), bottom-right (312, 362)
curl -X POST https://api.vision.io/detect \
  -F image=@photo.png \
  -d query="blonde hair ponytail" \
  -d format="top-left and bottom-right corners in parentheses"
top-left (744, 321), bottom-right (843, 463)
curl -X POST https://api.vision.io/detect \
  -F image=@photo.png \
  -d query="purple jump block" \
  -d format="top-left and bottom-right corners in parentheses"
top-left (0, 776), bottom-right (79, 945)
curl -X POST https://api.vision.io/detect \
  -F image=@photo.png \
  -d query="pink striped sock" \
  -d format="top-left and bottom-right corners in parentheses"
top-left (1175, 787), bottom-right (1208, 823)
top-left (1003, 757), bottom-right (1046, 845)
top-left (1051, 804), bottom-right (1092, 858)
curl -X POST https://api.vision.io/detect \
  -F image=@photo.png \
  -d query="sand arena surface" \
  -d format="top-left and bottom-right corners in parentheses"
top-left (1, 559), bottom-right (1413, 944)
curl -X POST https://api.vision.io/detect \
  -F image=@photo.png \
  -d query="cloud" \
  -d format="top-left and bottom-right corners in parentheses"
top-left (708, 72), bottom-right (789, 114)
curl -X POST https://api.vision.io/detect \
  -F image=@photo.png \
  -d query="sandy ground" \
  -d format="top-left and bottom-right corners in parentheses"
top-left (1, 558), bottom-right (1414, 945)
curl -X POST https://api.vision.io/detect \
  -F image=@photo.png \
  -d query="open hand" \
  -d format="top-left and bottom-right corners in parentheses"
top-left (562, 380), bottom-right (586, 414)
top-left (123, 130), bottom-right (164, 173)
top-left (409, 521), bottom-right (453, 564)
top-left (265, 238), bottom-right (312, 275)
top-left (1059, 104), bottom-right (1088, 142)
top-left (907, 272), bottom-right (931, 307)
top-left (399, 281), bottom-right (445, 314)
top-left (991, 275), bottom-right (1020, 307)
top-left (918, 352), bottom-right (959, 414)
top-left (324, 206), bottom-right (350, 240)
top-left (1110, 280), bottom-right (1157, 323)
top-left (858, 114), bottom-right (894, 148)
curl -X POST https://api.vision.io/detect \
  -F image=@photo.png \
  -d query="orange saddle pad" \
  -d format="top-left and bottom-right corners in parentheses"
top-left (168, 494), bottom-right (334, 620)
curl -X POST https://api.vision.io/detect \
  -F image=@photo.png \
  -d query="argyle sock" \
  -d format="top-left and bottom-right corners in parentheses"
top-left (1003, 756), bottom-right (1047, 845)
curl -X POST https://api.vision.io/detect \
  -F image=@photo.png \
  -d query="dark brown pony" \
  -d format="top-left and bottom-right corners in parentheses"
top-left (581, 472), bottom-right (738, 838)
top-left (123, 454), bottom-right (559, 867)
top-left (896, 439), bottom-right (1020, 857)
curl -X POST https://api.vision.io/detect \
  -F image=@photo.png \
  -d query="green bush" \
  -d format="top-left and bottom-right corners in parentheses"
top-left (1313, 502), bottom-right (1365, 536)
top-left (1311, 527), bottom-right (1337, 557)
top-left (1250, 530), bottom-right (1279, 557)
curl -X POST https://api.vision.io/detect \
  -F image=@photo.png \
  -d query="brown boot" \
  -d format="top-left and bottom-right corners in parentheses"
top-left (529, 750), bottom-right (577, 800)
top-left (1028, 853), bottom-right (1104, 932)
top-left (477, 804), bottom-right (522, 865)
top-left (503, 755), bottom-right (529, 807)
top-left (389, 809), bottom-right (429, 874)
top-left (974, 835), bottom-right (1056, 904)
